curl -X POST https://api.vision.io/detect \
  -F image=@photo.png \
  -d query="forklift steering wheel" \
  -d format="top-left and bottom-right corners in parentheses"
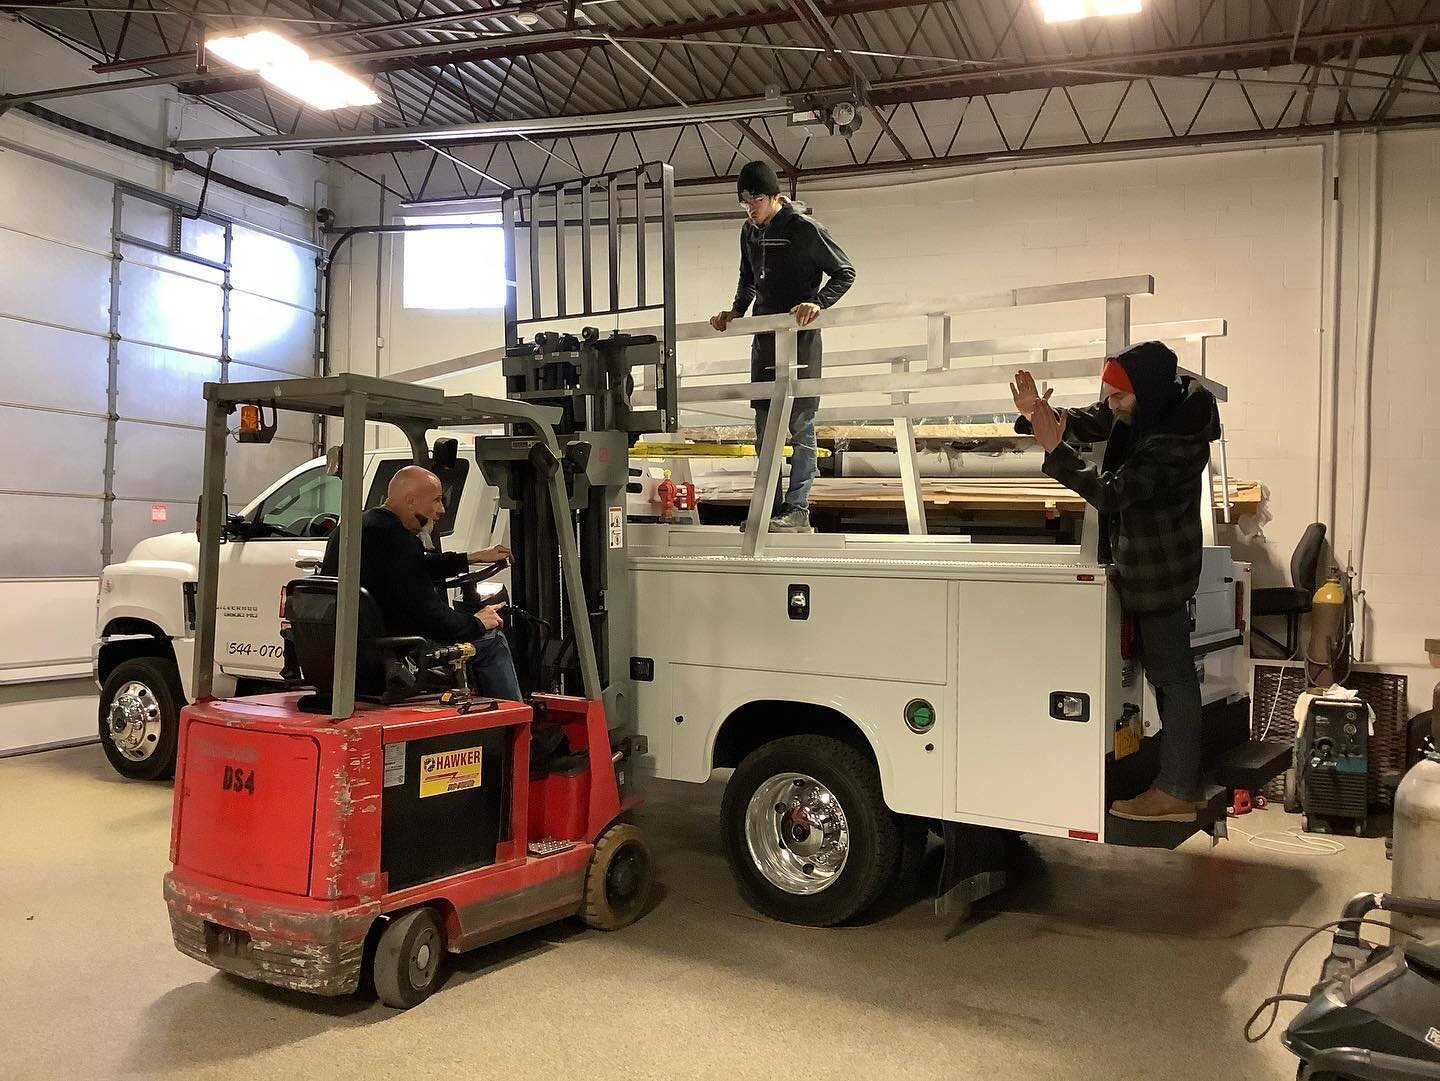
top-left (443, 560), bottom-right (509, 590)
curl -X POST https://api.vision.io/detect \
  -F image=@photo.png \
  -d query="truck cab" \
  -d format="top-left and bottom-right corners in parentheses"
top-left (94, 445), bottom-right (502, 778)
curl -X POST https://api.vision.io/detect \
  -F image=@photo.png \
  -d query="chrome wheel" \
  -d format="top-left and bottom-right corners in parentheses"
top-left (744, 772), bottom-right (851, 895)
top-left (107, 681), bottom-right (162, 762)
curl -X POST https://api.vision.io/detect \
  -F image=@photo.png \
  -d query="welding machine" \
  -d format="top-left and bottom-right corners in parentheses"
top-left (1299, 697), bottom-right (1370, 836)
top-left (168, 375), bottom-right (652, 1008)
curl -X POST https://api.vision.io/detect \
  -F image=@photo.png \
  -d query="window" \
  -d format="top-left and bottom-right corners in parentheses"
top-left (402, 213), bottom-right (506, 310)
top-left (366, 457), bottom-right (470, 539)
top-left (251, 466), bottom-right (341, 538)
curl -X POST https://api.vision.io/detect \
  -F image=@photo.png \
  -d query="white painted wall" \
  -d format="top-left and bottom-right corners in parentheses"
top-left (328, 128), bottom-right (1440, 714)
top-left (0, 18), bottom-right (328, 753)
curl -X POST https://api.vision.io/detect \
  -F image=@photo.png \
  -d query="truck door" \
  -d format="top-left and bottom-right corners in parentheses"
top-left (215, 460), bottom-right (341, 680)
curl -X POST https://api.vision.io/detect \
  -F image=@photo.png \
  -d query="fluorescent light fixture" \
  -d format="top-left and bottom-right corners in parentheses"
top-left (1039, 0), bottom-right (1142, 23)
top-left (206, 29), bottom-right (379, 110)
top-left (204, 29), bottom-right (307, 72)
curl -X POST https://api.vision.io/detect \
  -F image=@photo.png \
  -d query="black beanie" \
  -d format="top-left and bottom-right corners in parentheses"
top-left (737, 160), bottom-right (781, 199)
top-left (1115, 340), bottom-right (1182, 425)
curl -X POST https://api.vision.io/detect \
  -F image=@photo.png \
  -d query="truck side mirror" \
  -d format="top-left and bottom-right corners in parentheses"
top-left (202, 495), bottom-right (235, 542)
top-left (433, 437), bottom-right (459, 470)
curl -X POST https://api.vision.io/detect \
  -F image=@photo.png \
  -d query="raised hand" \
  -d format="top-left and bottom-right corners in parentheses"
top-left (1009, 369), bottom-right (1053, 420)
top-left (1031, 402), bottom-right (1069, 453)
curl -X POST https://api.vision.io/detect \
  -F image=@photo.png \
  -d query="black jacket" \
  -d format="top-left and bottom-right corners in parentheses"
top-left (319, 506), bottom-right (475, 643)
top-left (1033, 378), bottom-right (1220, 613)
top-left (730, 201), bottom-right (855, 318)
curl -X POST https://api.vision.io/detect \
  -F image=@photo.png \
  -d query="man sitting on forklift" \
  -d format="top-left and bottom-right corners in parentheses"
top-left (1012, 342), bottom-right (1221, 823)
top-left (319, 465), bottom-right (521, 701)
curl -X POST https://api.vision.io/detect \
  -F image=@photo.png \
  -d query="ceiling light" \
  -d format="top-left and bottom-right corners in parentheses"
top-left (206, 29), bottom-right (379, 110)
top-left (1038, 0), bottom-right (1142, 23)
top-left (261, 59), bottom-right (379, 111)
top-left (515, 11), bottom-right (541, 27)
top-left (204, 30), bottom-right (307, 72)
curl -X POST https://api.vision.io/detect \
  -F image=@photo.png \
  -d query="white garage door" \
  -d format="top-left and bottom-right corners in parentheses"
top-left (0, 147), bottom-right (320, 693)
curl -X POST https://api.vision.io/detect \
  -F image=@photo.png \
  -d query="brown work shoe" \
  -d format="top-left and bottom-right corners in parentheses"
top-left (1110, 786), bottom-right (1197, 823)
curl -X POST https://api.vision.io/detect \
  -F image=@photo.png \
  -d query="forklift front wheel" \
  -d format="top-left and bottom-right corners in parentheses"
top-left (582, 823), bottom-right (653, 931)
top-left (372, 907), bottom-right (446, 1009)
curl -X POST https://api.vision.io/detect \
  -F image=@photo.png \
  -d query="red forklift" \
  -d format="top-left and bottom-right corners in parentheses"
top-left (165, 374), bottom-right (652, 1008)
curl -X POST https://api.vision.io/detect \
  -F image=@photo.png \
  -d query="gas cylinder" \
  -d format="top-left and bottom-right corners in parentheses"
top-left (1305, 574), bottom-right (1351, 688)
top-left (656, 469), bottom-right (677, 523)
top-left (1391, 751), bottom-right (1440, 944)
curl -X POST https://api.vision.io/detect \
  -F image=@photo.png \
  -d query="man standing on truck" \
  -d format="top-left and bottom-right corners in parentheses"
top-left (709, 161), bottom-right (856, 534)
top-left (320, 465), bottom-right (522, 701)
top-left (1011, 342), bottom-right (1221, 823)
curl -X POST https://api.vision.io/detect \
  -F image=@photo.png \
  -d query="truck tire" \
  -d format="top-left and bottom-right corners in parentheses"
top-left (99, 656), bottom-right (182, 781)
top-left (721, 735), bottom-right (901, 927)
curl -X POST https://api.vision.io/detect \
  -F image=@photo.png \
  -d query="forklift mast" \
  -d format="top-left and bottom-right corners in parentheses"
top-left (474, 163), bottom-right (677, 733)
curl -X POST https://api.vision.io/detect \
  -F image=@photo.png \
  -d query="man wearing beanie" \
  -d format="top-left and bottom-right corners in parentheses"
top-left (710, 160), bottom-right (856, 533)
top-left (1011, 341), bottom-right (1222, 822)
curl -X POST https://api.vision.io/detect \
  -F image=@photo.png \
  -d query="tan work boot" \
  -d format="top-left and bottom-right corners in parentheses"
top-left (1110, 786), bottom-right (1197, 823)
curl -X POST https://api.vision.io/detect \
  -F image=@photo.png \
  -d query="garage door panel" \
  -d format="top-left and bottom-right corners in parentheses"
top-left (230, 439), bottom-right (314, 506)
top-left (120, 197), bottom-right (173, 247)
top-left (229, 291), bottom-right (315, 375)
top-left (111, 498), bottom-right (192, 561)
top-left (227, 363), bottom-right (315, 442)
top-left (0, 153), bottom-right (112, 249)
top-left (117, 264), bottom-right (223, 354)
top-left (112, 422), bottom-right (204, 501)
top-left (122, 246), bottom-right (225, 285)
top-left (117, 343), bottom-right (220, 426)
top-left (0, 320), bottom-right (109, 414)
top-left (182, 218), bottom-right (227, 265)
top-left (231, 226), bottom-right (316, 304)
top-left (0, 407), bottom-right (106, 495)
top-left (0, 495), bottom-right (103, 576)
top-left (0, 232), bottom-right (110, 334)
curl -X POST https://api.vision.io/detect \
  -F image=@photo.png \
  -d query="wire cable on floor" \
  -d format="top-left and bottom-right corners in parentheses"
top-left (1227, 823), bottom-right (1347, 856)
top-left (1244, 917), bottom-right (1422, 1044)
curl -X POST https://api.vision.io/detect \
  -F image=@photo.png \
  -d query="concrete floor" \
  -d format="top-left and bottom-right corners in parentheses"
top-left (0, 745), bottom-right (1394, 1081)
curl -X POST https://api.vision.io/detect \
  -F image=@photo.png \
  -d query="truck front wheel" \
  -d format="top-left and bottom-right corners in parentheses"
top-left (99, 657), bottom-right (182, 780)
top-left (721, 735), bottom-right (900, 927)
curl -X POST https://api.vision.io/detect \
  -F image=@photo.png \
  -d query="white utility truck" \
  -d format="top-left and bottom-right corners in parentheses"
top-left (98, 162), bottom-right (1286, 927)
top-left (93, 447), bottom-right (506, 778)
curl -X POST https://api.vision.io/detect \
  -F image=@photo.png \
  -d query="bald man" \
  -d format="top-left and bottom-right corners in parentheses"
top-left (320, 464), bottom-right (521, 701)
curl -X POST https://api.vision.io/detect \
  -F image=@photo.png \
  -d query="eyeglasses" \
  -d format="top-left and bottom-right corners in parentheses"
top-left (738, 191), bottom-right (770, 207)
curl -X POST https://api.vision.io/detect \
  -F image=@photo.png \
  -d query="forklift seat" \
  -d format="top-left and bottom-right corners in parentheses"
top-left (284, 576), bottom-right (434, 705)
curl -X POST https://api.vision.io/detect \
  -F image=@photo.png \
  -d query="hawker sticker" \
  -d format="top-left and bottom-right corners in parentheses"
top-left (418, 746), bottom-right (484, 798)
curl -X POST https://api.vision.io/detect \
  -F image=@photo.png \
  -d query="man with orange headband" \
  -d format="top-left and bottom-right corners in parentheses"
top-left (1011, 341), bottom-right (1221, 822)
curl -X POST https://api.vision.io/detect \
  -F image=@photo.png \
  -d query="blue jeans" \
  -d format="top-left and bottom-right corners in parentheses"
top-left (1138, 607), bottom-right (1203, 801)
top-left (466, 627), bottom-right (523, 702)
top-left (754, 402), bottom-right (819, 511)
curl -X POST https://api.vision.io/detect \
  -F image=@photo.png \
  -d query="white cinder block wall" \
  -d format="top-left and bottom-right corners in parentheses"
top-left (330, 129), bottom-right (1440, 711)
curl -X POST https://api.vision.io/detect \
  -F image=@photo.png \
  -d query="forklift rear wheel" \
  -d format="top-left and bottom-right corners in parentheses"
top-left (722, 735), bottom-right (901, 927)
top-left (373, 907), bottom-right (446, 1009)
top-left (98, 657), bottom-right (181, 781)
top-left (582, 823), bottom-right (653, 931)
